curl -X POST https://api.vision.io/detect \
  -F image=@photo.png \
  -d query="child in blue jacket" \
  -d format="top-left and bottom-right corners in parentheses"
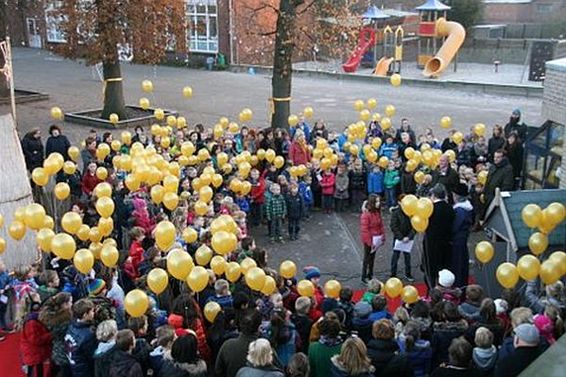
top-left (367, 165), bottom-right (384, 196)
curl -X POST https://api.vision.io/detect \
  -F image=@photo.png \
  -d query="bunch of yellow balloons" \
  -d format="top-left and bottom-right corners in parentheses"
top-left (400, 195), bottom-right (433, 233)
top-left (522, 202), bottom-right (565, 235)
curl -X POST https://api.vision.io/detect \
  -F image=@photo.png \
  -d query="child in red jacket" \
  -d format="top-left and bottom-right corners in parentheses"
top-left (319, 169), bottom-right (336, 214)
top-left (125, 227), bottom-right (145, 280)
top-left (249, 168), bottom-right (266, 227)
top-left (20, 292), bottom-right (52, 377)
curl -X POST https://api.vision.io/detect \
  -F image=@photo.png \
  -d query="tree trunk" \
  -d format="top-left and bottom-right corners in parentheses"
top-left (0, 0), bottom-right (10, 99)
top-left (271, 0), bottom-right (302, 129)
top-left (101, 58), bottom-right (127, 120)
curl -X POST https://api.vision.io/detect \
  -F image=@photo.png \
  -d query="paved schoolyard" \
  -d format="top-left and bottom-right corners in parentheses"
top-left (2, 47), bottom-right (520, 288)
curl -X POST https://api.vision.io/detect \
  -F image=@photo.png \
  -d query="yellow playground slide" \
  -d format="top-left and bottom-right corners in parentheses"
top-left (423, 17), bottom-right (465, 77)
top-left (374, 57), bottom-right (394, 76)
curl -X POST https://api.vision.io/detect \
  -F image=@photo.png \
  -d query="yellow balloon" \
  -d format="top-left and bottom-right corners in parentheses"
top-left (381, 117), bottom-right (392, 131)
top-left (148, 268), bottom-right (169, 295)
top-left (528, 232), bottom-right (548, 256)
top-left (195, 244), bottom-right (213, 266)
top-left (353, 99), bottom-right (365, 112)
top-left (109, 113), bottom-right (119, 125)
top-left (452, 132), bottom-right (464, 145)
top-left (477, 170), bottom-right (488, 186)
top-left (549, 251), bottom-right (566, 276)
top-left (155, 221), bottom-right (176, 251)
top-left (96, 197), bottom-right (115, 218)
top-left (187, 266), bottom-right (209, 292)
top-left (401, 285), bottom-right (419, 304)
top-left (517, 254), bottom-right (541, 281)
top-left (210, 255), bottom-right (227, 275)
top-left (261, 276), bottom-right (277, 296)
top-left (416, 198), bottom-right (434, 219)
top-left (385, 105), bottom-right (396, 117)
top-left (163, 192), bottom-right (179, 211)
top-left (475, 241), bottom-right (494, 264)
top-left (303, 106), bottom-right (314, 118)
top-left (24, 203), bottom-right (46, 230)
top-left (167, 249), bottom-right (194, 280)
top-left (51, 233), bottom-right (76, 260)
top-left (194, 200), bottom-right (209, 216)
top-left (367, 98), bottom-right (377, 110)
top-left (150, 185), bottom-right (165, 205)
top-left (62, 161), bottom-right (76, 175)
top-left (540, 260), bottom-right (561, 285)
top-left (182, 227), bottom-right (198, 244)
top-left (0, 237), bottom-right (6, 254)
top-left (125, 289), bottom-right (149, 317)
top-left (212, 174), bottom-right (223, 188)
top-left (36, 228), bottom-right (55, 252)
top-left (183, 86), bottom-right (193, 98)
top-left (76, 224), bottom-right (90, 241)
top-left (204, 301), bottom-right (221, 323)
top-left (139, 97), bottom-right (150, 110)
top-left (496, 263), bottom-right (519, 289)
top-left (390, 73), bottom-right (401, 87)
top-left (51, 106), bottom-right (63, 120)
top-left (474, 123), bottom-right (486, 137)
top-left (414, 171), bottom-right (425, 184)
top-left (385, 277), bottom-right (403, 298)
top-left (73, 249), bottom-right (94, 274)
top-left (32, 167), bottom-right (49, 186)
top-left (199, 186), bottom-right (213, 203)
top-left (546, 202), bottom-right (565, 226)
top-left (401, 195), bottom-right (418, 216)
top-left (142, 79), bottom-right (153, 93)
top-left (68, 146), bottom-right (80, 162)
top-left (225, 261), bottom-right (242, 282)
top-left (212, 231), bottom-right (237, 255)
top-left (521, 204), bottom-right (542, 228)
top-left (359, 109), bottom-right (371, 122)
top-left (54, 182), bottom-right (71, 200)
top-left (89, 226), bottom-right (103, 243)
top-left (240, 257), bottom-right (257, 274)
top-left (274, 156), bottom-right (285, 169)
top-left (324, 280), bottom-right (341, 299)
top-left (297, 279), bottom-right (315, 297)
top-left (98, 217), bottom-right (114, 237)
top-left (440, 116), bottom-right (452, 129)
top-left (61, 212), bottom-right (83, 234)
top-left (100, 244), bottom-right (119, 267)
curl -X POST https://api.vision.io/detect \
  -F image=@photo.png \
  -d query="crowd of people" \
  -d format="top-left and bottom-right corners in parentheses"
top-left (0, 107), bottom-right (559, 377)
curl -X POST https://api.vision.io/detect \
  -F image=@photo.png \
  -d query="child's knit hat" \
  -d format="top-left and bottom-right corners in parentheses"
top-left (88, 279), bottom-right (106, 296)
top-left (438, 269), bottom-right (455, 288)
top-left (303, 266), bottom-right (321, 280)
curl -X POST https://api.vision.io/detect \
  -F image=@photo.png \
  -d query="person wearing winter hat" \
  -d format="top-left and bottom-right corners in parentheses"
top-left (351, 301), bottom-right (373, 344)
top-left (504, 108), bottom-right (527, 142)
top-left (435, 269), bottom-right (461, 305)
top-left (450, 183), bottom-right (474, 288)
top-left (494, 324), bottom-right (542, 377)
top-left (88, 279), bottom-right (107, 297)
top-left (303, 266), bottom-right (324, 322)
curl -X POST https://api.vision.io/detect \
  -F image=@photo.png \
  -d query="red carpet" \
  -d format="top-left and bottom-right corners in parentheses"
top-left (0, 332), bottom-right (24, 377)
top-left (353, 281), bottom-right (429, 313)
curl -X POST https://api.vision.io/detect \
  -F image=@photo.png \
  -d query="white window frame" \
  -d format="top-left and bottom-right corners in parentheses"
top-left (186, 0), bottom-right (218, 53)
top-left (45, 1), bottom-right (67, 43)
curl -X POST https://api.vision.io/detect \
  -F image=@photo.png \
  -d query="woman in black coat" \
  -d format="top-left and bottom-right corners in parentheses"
top-left (21, 128), bottom-right (44, 172)
top-left (487, 125), bottom-right (505, 163)
top-left (504, 132), bottom-right (523, 189)
top-left (45, 125), bottom-right (71, 160)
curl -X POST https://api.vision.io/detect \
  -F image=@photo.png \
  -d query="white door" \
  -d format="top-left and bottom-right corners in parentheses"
top-left (26, 18), bottom-right (42, 48)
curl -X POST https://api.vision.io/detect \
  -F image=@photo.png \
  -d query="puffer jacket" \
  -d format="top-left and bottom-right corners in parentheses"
top-left (65, 320), bottom-right (97, 377)
top-left (320, 173), bottom-right (336, 195)
top-left (431, 320), bottom-right (468, 368)
top-left (384, 169), bottom-right (400, 189)
top-left (108, 350), bottom-right (143, 377)
top-left (46, 134), bottom-right (71, 160)
top-left (285, 193), bottom-right (304, 220)
top-left (398, 338), bottom-right (432, 377)
top-left (20, 312), bottom-right (53, 366)
top-left (360, 210), bottom-right (385, 247)
top-left (349, 169), bottom-right (366, 191)
top-left (21, 133), bottom-right (44, 171)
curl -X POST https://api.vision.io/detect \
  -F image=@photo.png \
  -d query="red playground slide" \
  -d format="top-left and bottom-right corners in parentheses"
top-left (342, 27), bottom-right (376, 73)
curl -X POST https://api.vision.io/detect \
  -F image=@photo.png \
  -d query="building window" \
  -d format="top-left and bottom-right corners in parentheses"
top-left (45, 1), bottom-right (66, 43)
top-left (186, 0), bottom-right (218, 53)
top-left (537, 4), bottom-right (552, 13)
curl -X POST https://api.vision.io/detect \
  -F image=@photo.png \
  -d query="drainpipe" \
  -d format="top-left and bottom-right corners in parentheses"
top-left (229, 0), bottom-right (235, 65)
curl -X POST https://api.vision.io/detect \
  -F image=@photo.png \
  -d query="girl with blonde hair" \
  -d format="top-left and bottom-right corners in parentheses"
top-left (330, 336), bottom-right (375, 377)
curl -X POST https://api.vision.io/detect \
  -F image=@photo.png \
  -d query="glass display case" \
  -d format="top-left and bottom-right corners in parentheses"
top-left (522, 121), bottom-right (564, 189)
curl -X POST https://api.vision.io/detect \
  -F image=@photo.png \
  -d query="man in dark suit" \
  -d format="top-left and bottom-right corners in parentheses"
top-left (422, 183), bottom-right (455, 289)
